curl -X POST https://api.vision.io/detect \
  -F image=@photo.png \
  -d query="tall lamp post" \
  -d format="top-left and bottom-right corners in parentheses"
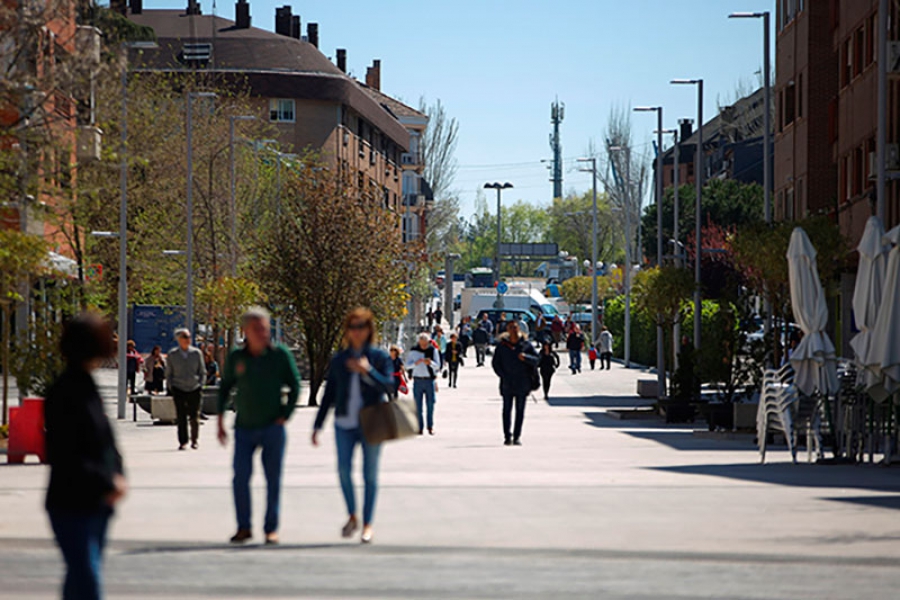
top-left (228, 115), bottom-right (256, 276)
top-left (185, 91), bottom-right (217, 336)
top-left (634, 105), bottom-right (666, 398)
top-left (671, 79), bottom-right (704, 354)
top-left (484, 182), bottom-right (513, 309)
top-left (577, 158), bottom-right (599, 344)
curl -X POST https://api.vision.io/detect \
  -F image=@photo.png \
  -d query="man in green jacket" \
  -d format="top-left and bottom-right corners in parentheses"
top-left (217, 307), bottom-right (301, 545)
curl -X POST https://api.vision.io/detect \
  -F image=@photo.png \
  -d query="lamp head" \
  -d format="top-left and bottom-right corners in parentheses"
top-left (671, 79), bottom-right (702, 85)
top-left (729, 11), bottom-right (765, 18)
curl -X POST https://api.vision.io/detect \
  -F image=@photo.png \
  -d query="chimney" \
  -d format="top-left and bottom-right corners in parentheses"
top-left (365, 59), bottom-right (381, 91)
top-left (130, 0), bottom-right (142, 15)
top-left (307, 22), bottom-right (319, 48)
top-left (275, 6), bottom-right (292, 37)
top-left (291, 15), bottom-right (300, 39)
top-left (234, 0), bottom-right (250, 28)
top-left (336, 48), bottom-right (346, 73)
top-left (679, 118), bottom-right (693, 142)
top-left (186, 0), bottom-right (201, 15)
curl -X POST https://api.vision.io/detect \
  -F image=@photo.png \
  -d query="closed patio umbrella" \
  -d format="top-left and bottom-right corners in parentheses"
top-left (850, 216), bottom-right (888, 386)
top-left (787, 227), bottom-right (839, 396)
top-left (870, 226), bottom-right (900, 395)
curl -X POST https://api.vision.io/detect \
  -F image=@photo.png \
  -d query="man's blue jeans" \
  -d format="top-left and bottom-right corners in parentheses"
top-left (233, 423), bottom-right (286, 534)
top-left (335, 425), bottom-right (382, 525)
top-left (412, 378), bottom-right (436, 431)
top-left (568, 349), bottom-right (582, 372)
top-left (48, 508), bottom-right (111, 600)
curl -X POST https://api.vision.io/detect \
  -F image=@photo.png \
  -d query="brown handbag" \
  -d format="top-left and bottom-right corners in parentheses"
top-left (359, 399), bottom-right (419, 444)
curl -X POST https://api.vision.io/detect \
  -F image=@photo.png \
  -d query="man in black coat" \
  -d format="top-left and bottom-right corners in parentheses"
top-left (492, 321), bottom-right (539, 446)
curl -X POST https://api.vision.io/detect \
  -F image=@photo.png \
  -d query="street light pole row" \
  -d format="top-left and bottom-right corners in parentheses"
top-left (484, 182), bottom-right (513, 309)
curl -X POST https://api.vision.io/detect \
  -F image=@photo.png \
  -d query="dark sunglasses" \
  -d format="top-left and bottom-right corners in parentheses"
top-left (348, 322), bottom-right (370, 331)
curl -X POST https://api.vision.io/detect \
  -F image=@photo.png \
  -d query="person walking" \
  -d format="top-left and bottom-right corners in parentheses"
top-left (458, 317), bottom-right (472, 358)
top-left (217, 307), bottom-right (301, 545)
top-left (143, 346), bottom-right (165, 394)
top-left (444, 333), bottom-right (464, 388)
top-left (496, 312), bottom-right (509, 341)
top-left (204, 345), bottom-right (219, 386)
top-left (588, 346), bottom-right (597, 370)
top-left (433, 326), bottom-right (447, 354)
top-left (388, 345), bottom-right (406, 399)
top-left (472, 322), bottom-right (490, 367)
top-left (492, 321), bottom-right (539, 446)
top-left (478, 311), bottom-right (494, 338)
top-left (165, 329), bottom-right (206, 450)
top-left (312, 308), bottom-right (394, 544)
top-left (538, 341), bottom-right (560, 400)
top-left (433, 305), bottom-right (443, 326)
top-left (45, 313), bottom-right (127, 600)
top-left (550, 316), bottom-right (564, 348)
top-left (566, 326), bottom-right (585, 374)
top-left (125, 340), bottom-right (143, 395)
top-left (406, 332), bottom-right (441, 435)
top-left (426, 308), bottom-right (434, 328)
top-left (598, 326), bottom-right (613, 370)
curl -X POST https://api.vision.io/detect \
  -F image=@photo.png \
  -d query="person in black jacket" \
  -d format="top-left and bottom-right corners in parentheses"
top-left (443, 333), bottom-right (464, 388)
top-left (472, 322), bottom-right (490, 367)
top-left (492, 321), bottom-right (539, 446)
top-left (45, 313), bottom-right (127, 600)
top-left (538, 341), bottom-right (560, 400)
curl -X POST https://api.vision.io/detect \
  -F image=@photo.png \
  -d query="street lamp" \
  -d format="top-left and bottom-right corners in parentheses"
top-left (671, 79), bottom-right (704, 357)
top-left (577, 158), bottom-right (599, 344)
top-left (634, 105), bottom-right (666, 398)
top-left (483, 182), bottom-right (513, 309)
top-left (229, 115), bottom-right (256, 276)
top-left (656, 126), bottom-right (683, 371)
top-left (185, 91), bottom-right (217, 336)
top-left (444, 253), bottom-right (461, 329)
top-left (609, 146), bottom-right (632, 368)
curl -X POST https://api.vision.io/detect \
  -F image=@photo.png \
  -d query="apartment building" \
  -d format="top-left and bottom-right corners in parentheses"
top-left (126, 0), bottom-right (410, 211)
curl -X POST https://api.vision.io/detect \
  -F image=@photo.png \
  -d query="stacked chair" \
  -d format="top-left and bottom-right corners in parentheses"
top-left (756, 364), bottom-right (824, 464)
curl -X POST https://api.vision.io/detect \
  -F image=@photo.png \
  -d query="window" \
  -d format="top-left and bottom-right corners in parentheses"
top-left (866, 15), bottom-right (876, 67)
top-left (687, 161), bottom-right (694, 179)
top-left (786, 187), bottom-right (795, 221)
top-left (269, 99), bottom-right (295, 122)
top-left (784, 82), bottom-right (796, 127)
top-left (797, 74), bottom-right (803, 119)
top-left (841, 39), bottom-right (852, 87)
top-left (853, 146), bottom-right (865, 197)
top-left (828, 98), bottom-right (838, 145)
top-left (840, 155), bottom-right (849, 202)
top-left (854, 27), bottom-right (865, 77)
top-left (778, 90), bottom-right (784, 132)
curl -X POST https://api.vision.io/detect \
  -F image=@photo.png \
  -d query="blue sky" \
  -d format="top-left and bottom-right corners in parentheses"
top-left (144, 0), bottom-right (776, 218)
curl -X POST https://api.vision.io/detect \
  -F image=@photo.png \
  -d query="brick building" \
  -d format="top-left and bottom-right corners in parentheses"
top-left (127, 0), bottom-right (412, 212)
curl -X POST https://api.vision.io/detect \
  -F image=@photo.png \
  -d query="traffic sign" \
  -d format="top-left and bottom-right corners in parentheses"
top-left (497, 282), bottom-right (509, 295)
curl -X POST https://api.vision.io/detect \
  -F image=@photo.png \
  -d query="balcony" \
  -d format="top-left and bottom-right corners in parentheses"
top-left (401, 151), bottom-right (422, 168)
top-left (77, 125), bottom-right (102, 162)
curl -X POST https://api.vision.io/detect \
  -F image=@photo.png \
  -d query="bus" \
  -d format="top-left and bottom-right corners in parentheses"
top-left (465, 267), bottom-right (494, 288)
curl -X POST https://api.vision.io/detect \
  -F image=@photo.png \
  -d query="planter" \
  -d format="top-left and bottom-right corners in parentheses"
top-left (659, 401), bottom-right (696, 424)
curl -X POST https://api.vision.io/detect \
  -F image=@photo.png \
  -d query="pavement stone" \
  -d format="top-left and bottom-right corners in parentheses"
top-left (2, 352), bottom-right (900, 598)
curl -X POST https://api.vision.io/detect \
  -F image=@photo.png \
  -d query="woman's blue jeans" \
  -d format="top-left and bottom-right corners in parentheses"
top-left (48, 508), bottom-right (111, 600)
top-left (233, 423), bottom-right (286, 534)
top-left (335, 425), bottom-right (382, 525)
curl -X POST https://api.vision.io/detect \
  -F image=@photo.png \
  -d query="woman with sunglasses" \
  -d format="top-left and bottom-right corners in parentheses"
top-left (312, 307), bottom-right (394, 544)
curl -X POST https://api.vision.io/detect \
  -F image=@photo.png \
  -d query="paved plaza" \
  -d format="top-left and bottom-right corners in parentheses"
top-left (3, 355), bottom-right (900, 599)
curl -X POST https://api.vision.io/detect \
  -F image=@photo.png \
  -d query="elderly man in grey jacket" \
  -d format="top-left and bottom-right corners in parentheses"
top-left (166, 329), bottom-right (207, 450)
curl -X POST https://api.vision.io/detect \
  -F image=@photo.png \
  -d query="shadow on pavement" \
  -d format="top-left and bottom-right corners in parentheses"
top-left (623, 430), bottom-right (755, 452)
top-left (121, 542), bottom-right (347, 555)
top-left (650, 462), bottom-right (900, 493)
top-left (546, 395), bottom-right (648, 409)
top-left (822, 494), bottom-right (900, 511)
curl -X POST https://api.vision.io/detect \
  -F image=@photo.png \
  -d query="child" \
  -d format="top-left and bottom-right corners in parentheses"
top-left (588, 345), bottom-right (598, 370)
top-left (389, 345), bottom-right (406, 399)
top-left (125, 340), bottom-right (144, 394)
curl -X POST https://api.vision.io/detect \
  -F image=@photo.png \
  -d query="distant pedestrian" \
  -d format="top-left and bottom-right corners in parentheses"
top-left (217, 307), bottom-right (301, 545)
top-left (458, 317), bottom-right (472, 357)
top-left (472, 322), bottom-right (490, 367)
top-left (588, 346), bottom-right (597, 370)
top-left (426, 308), bottom-right (434, 327)
top-left (125, 340), bottom-right (143, 395)
top-left (538, 341), bottom-right (560, 400)
top-left (166, 329), bottom-right (206, 450)
top-left (433, 305), bottom-right (443, 326)
top-left (492, 321), bottom-right (539, 446)
top-left (514, 314), bottom-right (530, 337)
top-left (550, 316), bottom-right (564, 348)
top-left (444, 333), bottom-right (464, 388)
top-left (389, 345), bottom-right (406, 399)
top-left (433, 326), bottom-right (447, 354)
top-left (313, 307), bottom-right (394, 545)
top-left (496, 312), bottom-right (509, 341)
top-left (406, 332), bottom-right (441, 435)
top-left (479, 312), bottom-right (494, 337)
top-left (204, 345), bottom-right (219, 386)
top-left (598, 326), bottom-right (613, 370)
top-left (143, 345), bottom-right (165, 394)
top-left (566, 326), bottom-right (585, 374)
top-left (45, 313), bottom-right (127, 600)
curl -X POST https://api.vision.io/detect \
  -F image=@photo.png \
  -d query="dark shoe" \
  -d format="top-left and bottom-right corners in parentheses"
top-left (191, 442), bottom-right (199, 450)
top-left (513, 439), bottom-right (523, 446)
top-left (428, 428), bottom-right (434, 435)
top-left (230, 529), bottom-right (252, 544)
top-left (178, 444), bottom-right (187, 451)
top-left (504, 439), bottom-right (513, 446)
top-left (265, 532), bottom-right (280, 545)
top-left (418, 429), bottom-right (424, 436)
top-left (342, 516), bottom-right (359, 538)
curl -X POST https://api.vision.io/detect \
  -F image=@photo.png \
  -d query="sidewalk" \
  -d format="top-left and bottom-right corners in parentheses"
top-left (2, 353), bottom-right (900, 598)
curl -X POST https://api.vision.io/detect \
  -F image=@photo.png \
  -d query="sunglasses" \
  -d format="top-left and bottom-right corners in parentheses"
top-left (348, 322), bottom-right (370, 331)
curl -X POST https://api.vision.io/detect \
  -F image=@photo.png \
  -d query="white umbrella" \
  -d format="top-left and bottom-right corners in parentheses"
top-left (850, 216), bottom-right (888, 386)
top-left (870, 226), bottom-right (900, 395)
top-left (787, 227), bottom-right (839, 396)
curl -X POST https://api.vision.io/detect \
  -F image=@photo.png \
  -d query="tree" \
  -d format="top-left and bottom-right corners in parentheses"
top-left (254, 159), bottom-right (406, 404)
top-left (195, 276), bottom-right (265, 357)
top-left (548, 191), bottom-right (619, 263)
top-left (418, 98), bottom-right (460, 256)
top-left (0, 230), bottom-right (48, 424)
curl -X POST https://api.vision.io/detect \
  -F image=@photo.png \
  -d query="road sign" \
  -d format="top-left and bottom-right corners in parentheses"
top-left (498, 243), bottom-right (559, 259)
top-left (497, 282), bottom-right (509, 295)
top-left (85, 264), bottom-right (103, 281)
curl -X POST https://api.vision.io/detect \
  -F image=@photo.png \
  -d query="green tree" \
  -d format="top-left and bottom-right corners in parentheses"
top-left (548, 191), bottom-right (619, 263)
top-left (254, 159), bottom-right (406, 404)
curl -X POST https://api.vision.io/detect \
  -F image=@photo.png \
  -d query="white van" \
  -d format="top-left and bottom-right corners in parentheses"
top-left (463, 287), bottom-right (559, 321)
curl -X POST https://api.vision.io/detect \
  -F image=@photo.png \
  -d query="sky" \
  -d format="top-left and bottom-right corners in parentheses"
top-left (143, 0), bottom-right (776, 219)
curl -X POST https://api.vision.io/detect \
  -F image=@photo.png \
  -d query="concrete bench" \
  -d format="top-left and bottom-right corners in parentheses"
top-left (637, 379), bottom-right (660, 399)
